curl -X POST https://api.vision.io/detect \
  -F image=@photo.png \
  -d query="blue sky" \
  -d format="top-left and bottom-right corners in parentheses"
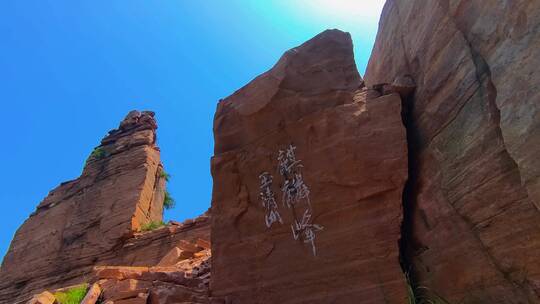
top-left (0, 0), bottom-right (385, 258)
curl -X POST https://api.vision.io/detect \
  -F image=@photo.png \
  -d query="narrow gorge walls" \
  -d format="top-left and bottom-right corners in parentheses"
top-left (366, 0), bottom-right (540, 303)
top-left (210, 30), bottom-right (410, 303)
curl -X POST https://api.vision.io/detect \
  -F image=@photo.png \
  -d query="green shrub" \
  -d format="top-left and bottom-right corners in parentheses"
top-left (140, 220), bottom-right (166, 232)
top-left (405, 272), bottom-right (450, 304)
top-left (159, 169), bottom-right (171, 182)
top-left (406, 273), bottom-right (416, 304)
top-left (54, 284), bottom-right (88, 304)
top-left (163, 190), bottom-right (175, 210)
top-left (86, 147), bottom-right (107, 163)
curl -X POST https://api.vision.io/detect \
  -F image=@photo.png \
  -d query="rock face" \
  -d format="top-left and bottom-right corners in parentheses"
top-left (211, 29), bottom-right (409, 303)
top-left (108, 212), bottom-right (211, 267)
top-left (366, 1), bottom-right (540, 303)
top-left (93, 237), bottom-right (211, 304)
top-left (20, 218), bottom-right (212, 304)
top-left (0, 111), bottom-right (167, 303)
top-left (3, 6), bottom-right (539, 302)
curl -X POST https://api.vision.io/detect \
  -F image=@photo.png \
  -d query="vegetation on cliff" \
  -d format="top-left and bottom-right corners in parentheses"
top-left (54, 284), bottom-right (88, 304)
top-left (140, 220), bottom-right (166, 232)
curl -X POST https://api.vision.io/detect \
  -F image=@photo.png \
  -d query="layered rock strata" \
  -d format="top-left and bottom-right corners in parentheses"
top-left (106, 212), bottom-right (210, 267)
top-left (210, 29), bottom-right (409, 303)
top-left (366, 1), bottom-right (540, 303)
top-left (93, 237), bottom-right (211, 304)
top-left (26, 232), bottom-right (212, 304)
top-left (0, 111), bottom-right (166, 303)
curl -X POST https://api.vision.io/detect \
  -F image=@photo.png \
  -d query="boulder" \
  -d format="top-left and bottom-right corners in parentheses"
top-left (100, 279), bottom-right (152, 302)
top-left (27, 291), bottom-right (55, 304)
top-left (157, 247), bottom-right (190, 267)
top-left (80, 283), bottom-right (101, 304)
top-left (391, 75), bottom-right (415, 99)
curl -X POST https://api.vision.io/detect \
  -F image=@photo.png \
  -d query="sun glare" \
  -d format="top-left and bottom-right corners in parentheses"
top-left (294, 0), bottom-right (386, 23)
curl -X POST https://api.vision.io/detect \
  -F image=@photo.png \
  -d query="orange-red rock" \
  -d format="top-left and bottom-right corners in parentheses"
top-left (210, 29), bottom-right (409, 303)
top-left (100, 279), bottom-right (152, 302)
top-left (27, 291), bottom-right (55, 304)
top-left (94, 248), bottom-right (211, 304)
top-left (0, 111), bottom-right (166, 303)
top-left (366, 1), bottom-right (540, 303)
top-left (80, 283), bottom-right (102, 304)
top-left (196, 238), bottom-right (211, 250)
top-left (110, 212), bottom-right (210, 267)
top-left (157, 247), bottom-right (187, 267)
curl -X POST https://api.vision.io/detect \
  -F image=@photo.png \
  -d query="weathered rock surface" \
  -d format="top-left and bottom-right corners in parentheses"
top-left (93, 236), bottom-right (211, 304)
top-left (366, 1), bottom-right (540, 303)
top-left (0, 111), bottom-right (167, 303)
top-left (23, 225), bottom-right (212, 304)
top-left (109, 212), bottom-right (210, 267)
top-left (80, 283), bottom-right (102, 304)
top-left (211, 29), bottom-right (409, 303)
top-left (27, 291), bottom-right (55, 304)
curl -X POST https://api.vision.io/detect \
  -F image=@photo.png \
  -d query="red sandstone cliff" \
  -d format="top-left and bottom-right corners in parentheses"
top-left (366, 1), bottom-right (540, 303)
top-left (0, 111), bottom-right (211, 304)
top-left (2, 3), bottom-right (540, 302)
top-left (210, 29), bottom-right (409, 303)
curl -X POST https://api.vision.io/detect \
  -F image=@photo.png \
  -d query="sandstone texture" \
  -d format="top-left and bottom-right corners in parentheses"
top-left (27, 291), bottom-right (55, 304)
top-left (23, 231), bottom-right (212, 304)
top-left (93, 239), bottom-right (211, 304)
top-left (80, 283), bottom-right (102, 304)
top-left (0, 111), bottom-right (168, 303)
top-left (366, 1), bottom-right (540, 303)
top-left (210, 29), bottom-right (409, 303)
top-left (109, 212), bottom-right (210, 267)
top-left (3, 4), bottom-right (539, 302)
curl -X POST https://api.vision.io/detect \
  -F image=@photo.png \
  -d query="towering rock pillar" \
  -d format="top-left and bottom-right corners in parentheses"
top-left (0, 110), bottom-right (166, 303)
top-left (210, 30), bottom-right (409, 303)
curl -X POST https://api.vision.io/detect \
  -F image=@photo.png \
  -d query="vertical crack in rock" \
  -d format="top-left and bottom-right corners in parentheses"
top-left (398, 90), bottom-right (417, 277)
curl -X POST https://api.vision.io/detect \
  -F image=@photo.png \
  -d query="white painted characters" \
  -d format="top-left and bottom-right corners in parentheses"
top-left (259, 144), bottom-right (324, 256)
top-left (278, 144), bottom-right (302, 177)
top-left (278, 145), bottom-right (310, 208)
top-left (282, 172), bottom-right (311, 208)
top-left (292, 209), bottom-right (324, 256)
top-left (259, 172), bottom-right (283, 228)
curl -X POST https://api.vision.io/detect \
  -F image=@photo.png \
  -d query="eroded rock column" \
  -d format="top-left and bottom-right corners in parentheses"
top-left (0, 110), bottom-right (166, 304)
